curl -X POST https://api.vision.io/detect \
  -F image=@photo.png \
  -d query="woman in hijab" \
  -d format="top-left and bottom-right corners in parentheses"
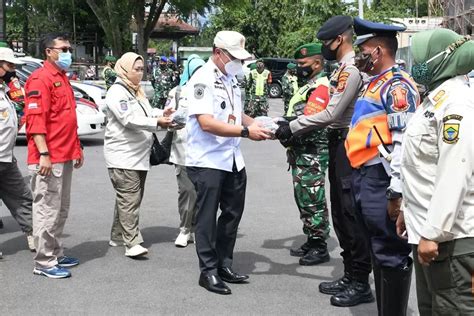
top-left (168, 54), bottom-right (206, 247)
top-left (104, 52), bottom-right (174, 258)
top-left (397, 29), bottom-right (474, 315)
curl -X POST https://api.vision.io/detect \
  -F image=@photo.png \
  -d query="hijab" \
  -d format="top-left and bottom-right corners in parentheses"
top-left (179, 54), bottom-right (205, 86)
top-left (114, 52), bottom-right (146, 100)
top-left (411, 29), bottom-right (474, 90)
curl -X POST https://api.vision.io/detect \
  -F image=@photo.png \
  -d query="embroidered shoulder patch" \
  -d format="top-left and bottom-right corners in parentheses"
top-left (336, 72), bottom-right (349, 93)
top-left (442, 114), bottom-right (463, 144)
top-left (119, 100), bottom-right (128, 112)
top-left (54, 82), bottom-right (62, 87)
top-left (194, 83), bottom-right (206, 99)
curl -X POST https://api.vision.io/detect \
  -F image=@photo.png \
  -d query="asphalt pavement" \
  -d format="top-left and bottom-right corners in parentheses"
top-left (0, 98), bottom-right (418, 315)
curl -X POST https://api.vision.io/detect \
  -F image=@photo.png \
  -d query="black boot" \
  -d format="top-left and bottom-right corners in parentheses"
top-left (373, 264), bottom-right (382, 315)
top-left (330, 280), bottom-right (375, 307)
top-left (319, 273), bottom-right (352, 295)
top-left (290, 240), bottom-right (310, 257)
top-left (380, 258), bottom-right (413, 316)
top-left (299, 239), bottom-right (329, 266)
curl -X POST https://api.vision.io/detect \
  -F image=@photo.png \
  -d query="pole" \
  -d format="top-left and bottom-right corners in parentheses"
top-left (358, 0), bottom-right (364, 19)
top-left (72, 0), bottom-right (77, 60)
top-left (0, 0), bottom-right (5, 42)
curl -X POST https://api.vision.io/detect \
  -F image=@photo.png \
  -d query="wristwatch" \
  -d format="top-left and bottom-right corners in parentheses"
top-left (386, 188), bottom-right (402, 200)
top-left (241, 126), bottom-right (249, 138)
top-left (39, 151), bottom-right (50, 156)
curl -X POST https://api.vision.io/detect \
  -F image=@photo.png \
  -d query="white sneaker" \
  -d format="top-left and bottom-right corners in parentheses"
top-left (109, 240), bottom-right (125, 247)
top-left (125, 244), bottom-right (148, 257)
top-left (175, 232), bottom-right (190, 247)
top-left (26, 234), bottom-right (36, 252)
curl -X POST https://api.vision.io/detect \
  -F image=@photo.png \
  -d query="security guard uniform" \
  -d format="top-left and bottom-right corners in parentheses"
top-left (289, 15), bottom-right (373, 306)
top-left (345, 18), bottom-right (420, 315)
top-left (247, 62), bottom-right (271, 117)
top-left (285, 43), bottom-right (331, 266)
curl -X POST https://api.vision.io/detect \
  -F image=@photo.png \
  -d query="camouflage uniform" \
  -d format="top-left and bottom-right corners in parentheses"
top-left (246, 68), bottom-right (271, 117)
top-left (103, 66), bottom-right (117, 90)
top-left (281, 71), bottom-right (298, 114)
top-left (286, 73), bottom-right (330, 242)
top-left (151, 66), bottom-right (174, 109)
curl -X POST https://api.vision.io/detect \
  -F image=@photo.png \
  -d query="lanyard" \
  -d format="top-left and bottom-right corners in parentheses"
top-left (218, 77), bottom-right (235, 114)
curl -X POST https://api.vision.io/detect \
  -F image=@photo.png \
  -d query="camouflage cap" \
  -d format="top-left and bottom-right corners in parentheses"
top-left (294, 43), bottom-right (322, 59)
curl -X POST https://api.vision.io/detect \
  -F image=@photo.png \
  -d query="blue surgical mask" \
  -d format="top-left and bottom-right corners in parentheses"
top-left (56, 52), bottom-right (72, 70)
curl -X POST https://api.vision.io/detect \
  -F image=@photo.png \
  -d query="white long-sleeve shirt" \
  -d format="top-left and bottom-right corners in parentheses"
top-left (104, 79), bottom-right (163, 171)
top-left (402, 75), bottom-right (474, 244)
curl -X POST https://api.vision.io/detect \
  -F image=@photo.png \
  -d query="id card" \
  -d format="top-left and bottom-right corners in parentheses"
top-left (228, 114), bottom-right (236, 125)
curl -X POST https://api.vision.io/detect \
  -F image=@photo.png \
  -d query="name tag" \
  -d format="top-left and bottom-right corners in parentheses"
top-left (228, 114), bottom-right (236, 125)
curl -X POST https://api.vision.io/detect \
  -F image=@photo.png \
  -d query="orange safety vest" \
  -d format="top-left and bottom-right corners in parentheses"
top-left (345, 68), bottom-right (418, 168)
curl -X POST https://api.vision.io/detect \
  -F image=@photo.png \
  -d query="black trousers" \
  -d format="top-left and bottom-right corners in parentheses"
top-left (327, 129), bottom-right (372, 282)
top-left (187, 165), bottom-right (247, 275)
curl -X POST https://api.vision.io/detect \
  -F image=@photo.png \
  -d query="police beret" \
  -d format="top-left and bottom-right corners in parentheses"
top-left (160, 56), bottom-right (168, 62)
top-left (287, 63), bottom-right (296, 69)
top-left (294, 43), bottom-right (322, 59)
top-left (354, 17), bottom-right (406, 45)
top-left (104, 55), bottom-right (117, 62)
top-left (169, 56), bottom-right (176, 63)
top-left (317, 16), bottom-right (353, 41)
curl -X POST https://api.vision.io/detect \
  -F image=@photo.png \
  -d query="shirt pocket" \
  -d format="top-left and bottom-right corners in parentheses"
top-left (50, 86), bottom-right (72, 113)
top-left (214, 91), bottom-right (231, 122)
top-left (403, 120), bottom-right (438, 168)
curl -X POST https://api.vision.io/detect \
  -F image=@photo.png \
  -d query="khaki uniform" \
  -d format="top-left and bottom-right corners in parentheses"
top-left (402, 75), bottom-right (474, 315)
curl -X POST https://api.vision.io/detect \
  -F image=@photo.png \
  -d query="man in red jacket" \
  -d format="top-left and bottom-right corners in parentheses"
top-left (24, 32), bottom-right (84, 279)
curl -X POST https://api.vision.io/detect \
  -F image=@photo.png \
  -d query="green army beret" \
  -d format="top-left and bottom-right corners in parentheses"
top-left (287, 62), bottom-right (296, 69)
top-left (105, 55), bottom-right (117, 62)
top-left (294, 43), bottom-right (322, 59)
top-left (249, 63), bottom-right (257, 70)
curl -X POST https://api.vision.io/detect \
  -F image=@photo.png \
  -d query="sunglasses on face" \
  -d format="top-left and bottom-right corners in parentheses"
top-left (48, 47), bottom-right (73, 53)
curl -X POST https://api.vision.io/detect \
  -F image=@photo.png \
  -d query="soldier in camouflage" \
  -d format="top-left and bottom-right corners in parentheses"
top-left (276, 43), bottom-right (331, 266)
top-left (281, 62), bottom-right (298, 115)
top-left (151, 56), bottom-right (175, 109)
top-left (102, 55), bottom-right (117, 90)
top-left (243, 62), bottom-right (256, 115)
top-left (247, 60), bottom-right (271, 117)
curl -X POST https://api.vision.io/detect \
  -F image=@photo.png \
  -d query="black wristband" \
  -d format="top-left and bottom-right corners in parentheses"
top-left (39, 152), bottom-right (49, 156)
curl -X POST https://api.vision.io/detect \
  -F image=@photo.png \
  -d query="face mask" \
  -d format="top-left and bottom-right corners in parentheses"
top-left (55, 52), bottom-right (72, 70)
top-left (225, 59), bottom-right (243, 77)
top-left (1, 70), bottom-right (16, 83)
top-left (411, 49), bottom-right (451, 86)
top-left (128, 71), bottom-right (143, 85)
top-left (296, 65), bottom-right (313, 79)
top-left (355, 47), bottom-right (379, 73)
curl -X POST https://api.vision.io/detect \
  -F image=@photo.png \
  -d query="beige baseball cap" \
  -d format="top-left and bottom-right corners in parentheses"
top-left (0, 48), bottom-right (24, 64)
top-left (214, 31), bottom-right (252, 60)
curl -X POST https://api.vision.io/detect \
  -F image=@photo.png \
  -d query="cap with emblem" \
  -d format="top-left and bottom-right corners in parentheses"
top-left (354, 17), bottom-right (406, 45)
top-left (214, 30), bottom-right (252, 60)
top-left (287, 63), bottom-right (296, 69)
top-left (0, 48), bottom-right (24, 64)
top-left (317, 15), bottom-right (353, 41)
top-left (294, 43), bottom-right (322, 59)
top-left (104, 55), bottom-right (117, 62)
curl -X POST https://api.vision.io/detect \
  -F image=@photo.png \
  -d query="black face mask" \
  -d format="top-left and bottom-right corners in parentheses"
top-left (321, 45), bottom-right (338, 61)
top-left (2, 70), bottom-right (16, 83)
top-left (296, 65), bottom-right (313, 79)
top-left (354, 47), bottom-right (378, 73)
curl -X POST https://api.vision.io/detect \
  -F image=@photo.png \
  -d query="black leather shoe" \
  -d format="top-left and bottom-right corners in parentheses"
top-left (218, 267), bottom-right (249, 284)
top-left (299, 247), bottom-right (330, 265)
top-left (290, 241), bottom-right (310, 257)
top-left (330, 281), bottom-right (375, 307)
top-left (198, 273), bottom-right (231, 295)
top-left (319, 275), bottom-right (352, 295)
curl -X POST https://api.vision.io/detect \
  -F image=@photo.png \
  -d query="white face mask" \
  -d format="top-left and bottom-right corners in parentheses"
top-left (219, 51), bottom-right (243, 77)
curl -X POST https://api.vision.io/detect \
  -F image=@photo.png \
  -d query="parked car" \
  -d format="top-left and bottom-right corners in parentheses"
top-left (15, 57), bottom-right (105, 136)
top-left (243, 57), bottom-right (296, 98)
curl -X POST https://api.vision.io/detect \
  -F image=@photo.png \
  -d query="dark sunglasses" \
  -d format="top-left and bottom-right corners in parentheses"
top-left (48, 46), bottom-right (73, 53)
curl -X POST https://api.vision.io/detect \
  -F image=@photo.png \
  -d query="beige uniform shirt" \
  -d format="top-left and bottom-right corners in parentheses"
top-left (402, 75), bottom-right (474, 244)
top-left (168, 86), bottom-right (189, 166)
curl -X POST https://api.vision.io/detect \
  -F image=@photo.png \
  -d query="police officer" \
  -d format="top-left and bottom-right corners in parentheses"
top-left (102, 55), bottom-right (117, 90)
top-left (276, 16), bottom-right (374, 307)
top-left (185, 31), bottom-right (271, 295)
top-left (398, 29), bottom-right (474, 316)
top-left (0, 47), bottom-right (35, 253)
top-left (276, 43), bottom-right (331, 266)
top-left (281, 62), bottom-right (298, 114)
top-left (345, 18), bottom-right (420, 315)
top-left (151, 56), bottom-right (174, 109)
top-left (247, 59), bottom-right (272, 117)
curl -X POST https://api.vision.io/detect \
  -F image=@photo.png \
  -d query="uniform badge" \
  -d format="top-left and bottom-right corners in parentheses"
top-left (119, 100), bottom-right (128, 111)
top-left (28, 102), bottom-right (38, 109)
top-left (0, 109), bottom-right (8, 121)
top-left (220, 101), bottom-right (226, 109)
top-left (13, 80), bottom-right (21, 89)
top-left (389, 85), bottom-right (409, 112)
top-left (54, 82), bottom-right (62, 87)
top-left (370, 79), bottom-right (385, 93)
top-left (300, 48), bottom-right (307, 56)
top-left (433, 90), bottom-right (445, 102)
top-left (442, 114), bottom-right (463, 144)
top-left (194, 84), bottom-right (206, 99)
top-left (336, 72), bottom-right (349, 93)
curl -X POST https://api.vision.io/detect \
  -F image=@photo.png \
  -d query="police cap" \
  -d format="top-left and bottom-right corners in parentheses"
top-left (317, 16), bottom-right (353, 41)
top-left (294, 43), bottom-right (322, 59)
top-left (354, 17), bottom-right (406, 45)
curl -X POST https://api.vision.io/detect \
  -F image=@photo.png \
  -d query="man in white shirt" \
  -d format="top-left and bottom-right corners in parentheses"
top-left (185, 31), bottom-right (271, 295)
